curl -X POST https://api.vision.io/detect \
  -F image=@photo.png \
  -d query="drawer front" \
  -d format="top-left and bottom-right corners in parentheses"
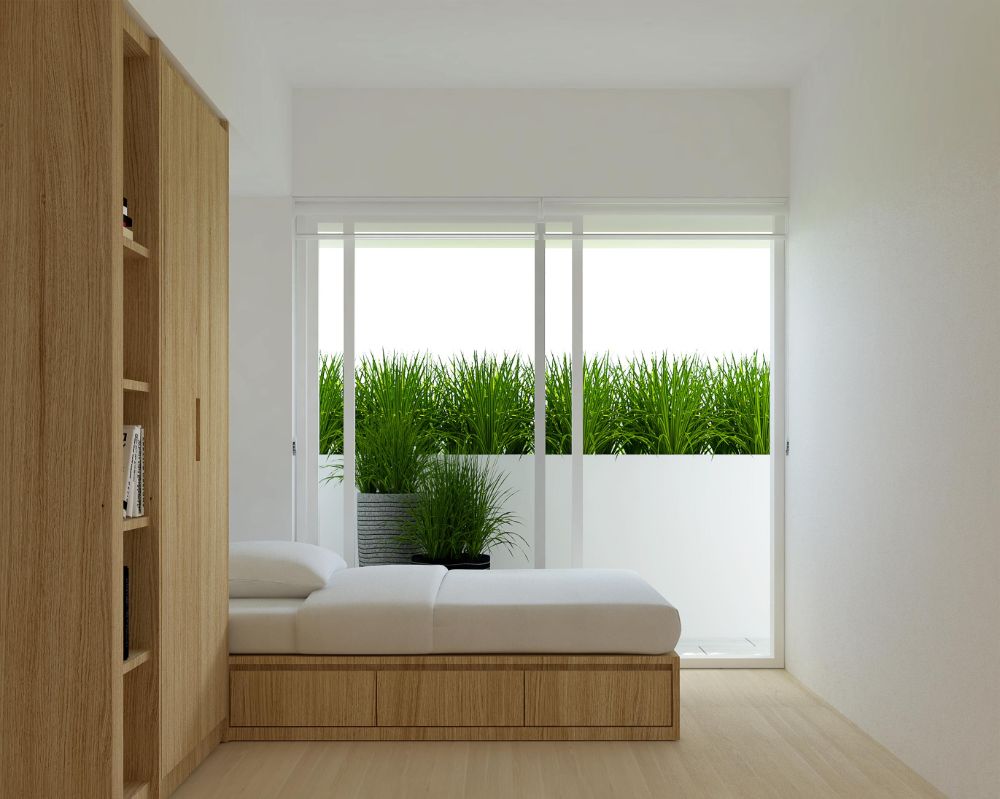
top-left (525, 669), bottom-right (671, 727)
top-left (230, 670), bottom-right (375, 727)
top-left (377, 670), bottom-right (524, 727)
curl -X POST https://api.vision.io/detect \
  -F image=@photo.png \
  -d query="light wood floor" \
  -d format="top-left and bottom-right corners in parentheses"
top-left (174, 670), bottom-right (942, 799)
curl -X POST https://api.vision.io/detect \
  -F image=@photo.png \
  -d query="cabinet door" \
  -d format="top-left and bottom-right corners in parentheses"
top-left (198, 94), bottom-right (229, 753)
top-left (158, 53), bottom-right (228, 785)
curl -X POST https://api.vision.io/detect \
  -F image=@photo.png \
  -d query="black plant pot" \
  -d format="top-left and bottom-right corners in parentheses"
top-left (411, 553), bottom-right (490, 570)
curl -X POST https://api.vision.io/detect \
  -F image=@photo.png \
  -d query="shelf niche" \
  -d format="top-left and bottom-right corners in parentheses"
top-left (122, 21), bottom-right (160, 798)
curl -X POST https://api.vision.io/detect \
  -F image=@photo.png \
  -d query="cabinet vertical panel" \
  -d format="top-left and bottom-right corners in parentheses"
top-left (210, 117), bottom-right (230, 730)
top-left (158, 52), bottom-right (228, 790)
top-left (200, 101), bottom-right (230, 744)
top-left (159, 51), bottom-right (200, 782)
top-left (0, 1), bottom-right (123, 796)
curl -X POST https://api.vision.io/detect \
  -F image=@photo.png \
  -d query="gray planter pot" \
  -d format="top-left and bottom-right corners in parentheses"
top-left (357, 492), bottom-right (419, 566)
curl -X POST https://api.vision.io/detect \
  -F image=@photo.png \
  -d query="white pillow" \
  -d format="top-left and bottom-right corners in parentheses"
top-left (229, 541), bottom-right (347, 598)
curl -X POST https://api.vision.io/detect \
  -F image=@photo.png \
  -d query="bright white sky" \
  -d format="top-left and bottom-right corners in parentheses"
top-left (318, 243), bottom-right (770, 362)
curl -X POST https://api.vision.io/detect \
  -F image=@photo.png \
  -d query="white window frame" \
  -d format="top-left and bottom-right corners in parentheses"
top-left (294, 198), bottom-right (786, 668)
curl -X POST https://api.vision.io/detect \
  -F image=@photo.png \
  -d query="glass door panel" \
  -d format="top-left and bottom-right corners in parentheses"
top-left (354, 226), bottom-right (536, 568)
top-left (581, 239), bottom-right (773, 657)
top-left (316, 240), bottom-right (345, 553)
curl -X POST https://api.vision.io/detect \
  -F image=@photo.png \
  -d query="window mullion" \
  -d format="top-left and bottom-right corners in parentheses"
top-left (571, 216), bottom-right (583, 568)
top-left (342, 223), bottom-right (357, 566)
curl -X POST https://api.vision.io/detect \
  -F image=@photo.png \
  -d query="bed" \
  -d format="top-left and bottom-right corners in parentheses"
top-left (226, 547), bottom-right (681, 741)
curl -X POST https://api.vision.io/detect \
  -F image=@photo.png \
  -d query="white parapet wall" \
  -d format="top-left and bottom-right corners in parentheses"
top-left (319, 453), bottom-right (770, 642)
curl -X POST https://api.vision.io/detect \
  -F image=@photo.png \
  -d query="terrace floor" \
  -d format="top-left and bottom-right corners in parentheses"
top-left (678, 637), bottom-right (772, 660)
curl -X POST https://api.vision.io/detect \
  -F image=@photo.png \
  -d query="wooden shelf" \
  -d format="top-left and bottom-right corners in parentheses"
top-left (122, 649), bottom-right (151, 675)
top-left (123, 378), bottom-right (149, 393)
top-left (123, 237), bottom-right (150, 261)
top-left (124, 781), bottom-right (150, 799)
top-left (122, 516), bottom-right (150, 531)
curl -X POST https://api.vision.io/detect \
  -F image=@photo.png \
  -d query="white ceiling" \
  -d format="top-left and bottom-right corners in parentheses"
top-left (244, 0), bottom-right (854, 89)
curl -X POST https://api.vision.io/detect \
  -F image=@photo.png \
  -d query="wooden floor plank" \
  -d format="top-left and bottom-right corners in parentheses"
top-left (172, 670), bottom-right (943, 799)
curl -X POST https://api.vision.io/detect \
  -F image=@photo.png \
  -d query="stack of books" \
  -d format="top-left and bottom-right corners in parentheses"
top-left (123, 197), bottom-right (134, 241)
top-left (122, 425), bottom-right (145, 519)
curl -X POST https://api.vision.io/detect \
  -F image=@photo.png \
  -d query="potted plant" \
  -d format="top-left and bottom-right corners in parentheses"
top-left (401, 457), bottom-right (524, 569)
top-left (354, 353), bottom-right (437, 566)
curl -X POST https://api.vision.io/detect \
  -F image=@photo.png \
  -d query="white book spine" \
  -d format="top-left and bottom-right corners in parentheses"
top-left (128, 429), bottom-right (140, 518)
top-left (123, 431), bottom-right (133, 517)
top-left (123, 425), bottom-right (141, 518)
top-left (126, 428), bottom-right (136, 517)
top-left (121, 430), bottom-right (130, 519)
top-left (137, 427), bottom-right (145, 517)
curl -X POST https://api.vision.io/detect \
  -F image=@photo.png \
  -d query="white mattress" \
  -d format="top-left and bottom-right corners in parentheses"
top-left (229, 567), bottom-right (680, 655)
top-left (296, 565), bottom-right (447, 654)
top-left (433, 569), bottom-right (680, 655)
top-left (229, 598), bottom-right (303, 654)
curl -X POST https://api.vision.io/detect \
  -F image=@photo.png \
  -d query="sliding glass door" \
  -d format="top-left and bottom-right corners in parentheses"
top-left (298, 201), bottom-right (785, 664)
top-left (581, 234), bottom-right (773, 659)
top-left (316, 234), bottom-right (345, 555)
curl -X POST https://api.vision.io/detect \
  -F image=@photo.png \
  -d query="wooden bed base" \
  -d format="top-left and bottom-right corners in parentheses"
top-left (225, 652), bottom-right (680, 741)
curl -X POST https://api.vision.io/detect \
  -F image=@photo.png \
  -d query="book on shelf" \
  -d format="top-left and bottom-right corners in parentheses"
top-left (137, 428), bottom-right (144, 515)
top-left (123, 196), bottom-right (134, 240)
top-left (122, 425), bottom-right (144, 518)
top-left (123, 565), bottom-right (130, 661)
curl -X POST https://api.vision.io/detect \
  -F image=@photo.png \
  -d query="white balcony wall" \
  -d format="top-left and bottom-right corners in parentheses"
top-left (319, 454), bottom-right (770, 641)
top-left (582, 456), bottom-right (769, 640)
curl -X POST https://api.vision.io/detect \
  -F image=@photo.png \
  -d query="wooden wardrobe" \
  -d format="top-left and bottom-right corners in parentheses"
top-left (0, 2), bottom-right (229, 797)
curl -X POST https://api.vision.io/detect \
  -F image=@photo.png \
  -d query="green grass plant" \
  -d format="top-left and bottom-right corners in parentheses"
top-left (544, 355), bottom-right (572, 455)
top-left (318, 352), bottom-right (344, 455)
top-left (621, 354), bottom-right (713, 454)
top-left (545, 354), bottom-right (625, 454)
top-left (354, 352), bottom-right (436, 493)
top-left (399, 457), bottom-right (525, 560)
top-left (318, 350), bottom-right (770, 461)
top-left (436, 353), bottom-right (533, 455)
top-left (582, 353), bottom-right (623, 455)
top-left (708, 353), bottom-right (770, 454)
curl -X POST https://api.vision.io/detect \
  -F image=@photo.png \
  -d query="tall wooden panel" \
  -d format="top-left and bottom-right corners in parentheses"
top-left (0, 1), bottom-right (123, 796)
top-left (158, 53), bottom-right (229, 795)
top-left (1, 3), bottom-right (227, 795)
top-left (203, 110), bottom-right (231, 762)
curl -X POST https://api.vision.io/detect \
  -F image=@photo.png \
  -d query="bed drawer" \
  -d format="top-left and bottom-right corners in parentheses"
top-left (525, 670), bottom-right (671, 727)
top-left (230, 669), bottom-right (375, 727)
top-left (377, 670), bottom-right (524, 727)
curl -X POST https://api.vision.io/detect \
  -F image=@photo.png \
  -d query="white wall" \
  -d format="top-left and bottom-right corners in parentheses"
top-left (787, 2), bottom-right (1000, 797)
top-left (230, 197), bottom-right (296, 541)
top-left (128, 0), bottom-right (292, 195)
top-left (293, 89), bottom-right (788, 198)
